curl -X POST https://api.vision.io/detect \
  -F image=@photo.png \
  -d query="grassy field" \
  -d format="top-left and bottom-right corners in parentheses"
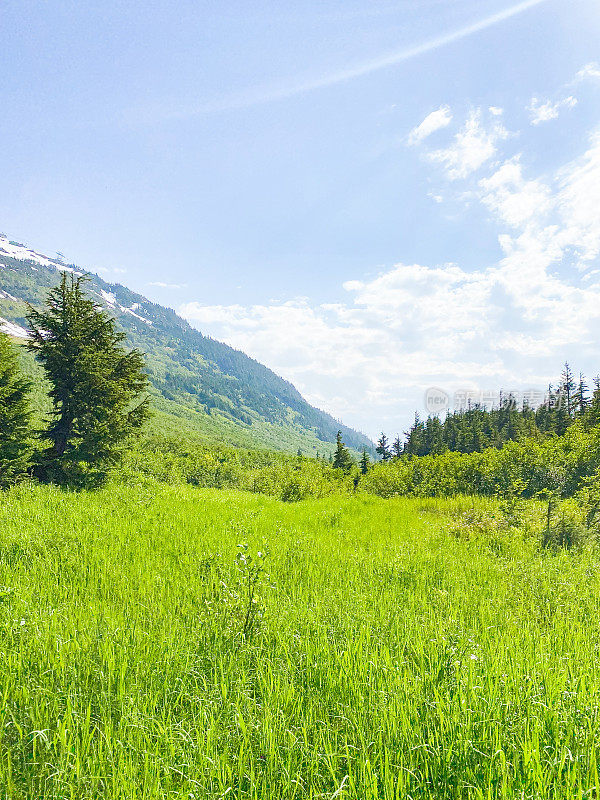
top-left (1, 485), bottom-right (600, 798)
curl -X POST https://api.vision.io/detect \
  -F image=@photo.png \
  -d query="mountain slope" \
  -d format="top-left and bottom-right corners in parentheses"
top-left (0, 235), bottom-right (372, 455)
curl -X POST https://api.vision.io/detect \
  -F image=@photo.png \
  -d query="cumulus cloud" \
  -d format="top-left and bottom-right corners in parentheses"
top-left (576, 62), bottom-right (600, 81)
top-left (479, 156), bottom-right (553, 227)
top-left (407, 105), bottom-right (452, 145)
top-left (180, 128), bottom-right (600, 436)
top-left (428, 109), bottom-right (509, 179)
top-left (528, 95), bottom-right (577, 125)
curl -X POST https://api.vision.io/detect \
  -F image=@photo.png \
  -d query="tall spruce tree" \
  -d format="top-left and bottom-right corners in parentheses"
top-left (27, 274), bottom-right (150, 486)
top-left (375, 432), bottom-right (391, 461)
top-left (359, 448), bottom-right (370, 475)
top-left (560, 362), bottom-right (576, 418)
top-left (333, 430), bottom-right (353, 472)
top-left (574, 373), bottom-right (590, 417)
top-left (0, 331), bottom-right (31, 487)
top-left (405, 413), bottom-right (427, 456)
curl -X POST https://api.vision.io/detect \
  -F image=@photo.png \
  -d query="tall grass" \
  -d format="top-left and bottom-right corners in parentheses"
top-left (1, 484), bottom-right (600, 798)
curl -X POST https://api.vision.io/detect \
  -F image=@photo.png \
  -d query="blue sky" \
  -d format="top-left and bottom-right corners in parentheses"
top-left (2, 0), bottom-right (600, 438)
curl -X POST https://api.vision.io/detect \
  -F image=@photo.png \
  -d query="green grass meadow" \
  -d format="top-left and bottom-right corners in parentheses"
top-left (2, 485), bottom-right (600, 798)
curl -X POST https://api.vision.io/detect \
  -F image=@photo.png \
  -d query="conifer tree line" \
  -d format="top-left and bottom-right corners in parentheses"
top-left (379, 364), bottom-right (600, 459)
top-left (0, 274), bottom-right (149, 488)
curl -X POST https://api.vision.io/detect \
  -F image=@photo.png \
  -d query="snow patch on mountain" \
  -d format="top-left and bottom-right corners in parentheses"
top-left (0, 318), bottom-right (28, 338)
top-left (123, 306), bottom-right (152, 324)
top-left (0, 236), bottom-right (74, 271)
top-left (99, 289), bottom-right (152, 323)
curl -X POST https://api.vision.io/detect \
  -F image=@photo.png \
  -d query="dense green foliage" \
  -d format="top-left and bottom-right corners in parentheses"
top-left (0, 241), bottom-right (371, 454)
top-left (26, 274), bottom-right (149, 486)
top-left (363, 421), bottom-right (600, 501)
top-left (116, 430), bottom-right (357, 501)
top-left (2, 484), bottom-right (600, 798)
top-left (401, 364), bottom-right (598, 457)
top-left (0, 331), bottom-right (31, 487)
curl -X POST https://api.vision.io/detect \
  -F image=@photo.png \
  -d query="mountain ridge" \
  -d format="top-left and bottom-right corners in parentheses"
top-left (0, 234), bottom-right (372, 455)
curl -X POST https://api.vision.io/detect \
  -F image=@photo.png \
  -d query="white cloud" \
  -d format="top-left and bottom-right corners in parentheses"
top-left (428, 109), bottom-right (509, 180)
top-left (528, 95), bottom-right (577, 125)
top-left (180, 129), bottom-right (600, 436)
top-left (556, 131), bottom-right (600, 263)
top-left (479, 156), bottom-right (553, 227)
top-left (576, 62), bottom-right (600, 81)
top-left (149, 281), bottom-right (187, 289)
top-left (407, 105), bottom-right (452, 145)
top-left (489, 106), bottom-right (504, 116)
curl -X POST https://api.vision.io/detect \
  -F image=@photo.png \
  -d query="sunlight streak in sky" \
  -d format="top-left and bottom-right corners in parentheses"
top-left (163, 0), bottom-right (551, 119)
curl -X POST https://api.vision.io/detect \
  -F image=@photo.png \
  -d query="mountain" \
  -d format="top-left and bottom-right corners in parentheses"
top-left (0, 235), bottom-right (372, 455)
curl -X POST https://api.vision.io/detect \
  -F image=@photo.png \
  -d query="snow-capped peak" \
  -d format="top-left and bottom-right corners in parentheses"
top-left (0, 236), bottom-right (75, 271)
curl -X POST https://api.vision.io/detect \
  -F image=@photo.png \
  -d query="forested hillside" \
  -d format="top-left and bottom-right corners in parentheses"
top-left (0, 236), bottom-right (372, 455)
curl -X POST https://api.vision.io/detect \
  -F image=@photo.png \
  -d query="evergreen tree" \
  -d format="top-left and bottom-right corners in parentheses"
top-left (375, 432), bottom-right (391, 461)
top-left (332, 430), bottom-right (353, 472)
top-left (574, 373), bottom-right (590, 417)
top-left (392, 434), bottom-right (402, 459)
top-left (359, 448), bottom-right (370, 475)
top-left (536, 385), bottom-right (556, 433)
top-left (554, 390), bottom-right (571, 436)
top-left (424, 415), bottom-right (446, 454)
top-left (27, 274), bottom-right (150, 486)
top-left (560, 362), bottom-right (576, 417)
top-left (0, 331), bottom-right (31, 487)
top-left (405, 413), bottom-right (427, 456)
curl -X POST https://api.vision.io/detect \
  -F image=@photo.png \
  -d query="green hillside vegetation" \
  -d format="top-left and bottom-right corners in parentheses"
top-left (10, 340), bottom-right (355, 494)
top-left (0, 239), bottom-right (371, 456)
top-left (15, 341), bottom-right (341, 457)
